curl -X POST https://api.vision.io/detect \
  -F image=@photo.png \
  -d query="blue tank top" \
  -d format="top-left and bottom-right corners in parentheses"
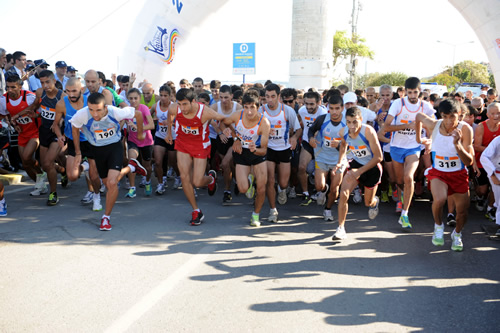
top-left (64, 95), bottom-right (88, 141)
top-left (83, 86), bottom-right (104, 97)
top-left (39, 89), bottom-right (63, 128)
top-left (314, 118), bottom-right (346, 165)
top-left (344, 124), bottom-right (374, 165)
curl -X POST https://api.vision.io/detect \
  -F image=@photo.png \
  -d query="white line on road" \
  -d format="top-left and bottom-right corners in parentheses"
top-left (104, 245), bottom-right (217, 333)
top-left (5, 185), bottom-right (32, 194)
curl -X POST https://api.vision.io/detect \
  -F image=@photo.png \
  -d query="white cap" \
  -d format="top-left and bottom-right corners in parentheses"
top-left (343, 92), bottom-right (358, 104)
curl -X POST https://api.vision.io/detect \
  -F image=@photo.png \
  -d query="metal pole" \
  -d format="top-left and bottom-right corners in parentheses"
top-left (243, 74), bottom-right (245, 84)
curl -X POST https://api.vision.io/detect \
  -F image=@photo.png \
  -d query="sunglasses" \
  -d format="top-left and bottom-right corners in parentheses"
top-left (283, 99), bottom-right (294, 104)
top-left (40, 65), bottom-right (48, 69)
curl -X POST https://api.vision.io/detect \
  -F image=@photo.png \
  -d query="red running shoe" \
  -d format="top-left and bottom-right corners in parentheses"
top-left (190, 210), bottom-right (205, 226)
top-left (100, 217), bottom-right (112, 231)
top-left (207, 170), bottom-right (217, 196)
top-left (129, 158), bottom-right (147, 177)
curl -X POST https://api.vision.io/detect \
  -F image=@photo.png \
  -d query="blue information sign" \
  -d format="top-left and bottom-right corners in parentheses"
top-left (233, 43), bottom-right (256, 75)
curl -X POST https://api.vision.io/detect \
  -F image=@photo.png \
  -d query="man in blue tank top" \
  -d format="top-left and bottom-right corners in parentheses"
top-left (52, 77), bottom-right (103, 211)
top-left (332, 107), bottom-right (383, 241)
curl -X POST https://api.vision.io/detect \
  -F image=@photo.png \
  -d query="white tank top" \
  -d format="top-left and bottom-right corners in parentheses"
top-left (155, 101), bottom-right (176, 140)
top-left (298, 106), bottom-right (327, 142)
top-left (430, 120), bottom-right (466, 172)
top-left (390, 98), bottom-right (425, 149)
top-left (235, 111), bottom-right (263, 149)
top-left (263, 104), bottom-right (290, 151)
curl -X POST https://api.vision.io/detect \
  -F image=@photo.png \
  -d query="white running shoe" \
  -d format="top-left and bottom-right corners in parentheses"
top-left (173, 177), bottom-right (182, 189)
top-left (93, 195), bottom-right (102, 211)
top-left (139, 176), bottom-right (147, 188)
top-left (81, 191), bottom-right (93, 204)
top-left (323, 209), bottom-right (334, 221)
top-left (167, 167), bottom-right (176, 179)
top-left (268, 208), bottom-right (279, 223)
top-left (368, 196), bottom-right (380, 220)
top-left (316, 184), bottom-right (329, 206)
top-left (156, 183), bottom-right (165, 195)
top-left (332, 226), bottom-right (347, 240)
top-left (288, 186), bottom-right (297, 199)
top-left (353, 187), bottom-right (362, 204)
top-left (100, 182), bottom-right (106, 193)
top-left (277, 188), bottom-right (287, 205)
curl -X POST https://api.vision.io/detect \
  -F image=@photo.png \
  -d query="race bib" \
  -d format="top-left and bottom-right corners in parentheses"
top-left (349, 145), bottom-right (370, 158)
top-left (435, 155), bottom-right (461, 171)
top-left (16, 116), bottom-right (32, 125)
top-left (324, 136), bottom-right (340, 148)
top-left (95, 128), bottom-right (116, 141)
top-left (269, 124), bottom-right (283, 139)
top-left (158, 125), bottom-right (168, 134)
top-left (181, 125), bottom-right (199, 135)
top-left (40, 106), bottom-right (55, 121)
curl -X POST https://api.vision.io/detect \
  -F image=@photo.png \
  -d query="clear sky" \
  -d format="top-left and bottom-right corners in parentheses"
top-left (0, 0), bottom-right (489, 87)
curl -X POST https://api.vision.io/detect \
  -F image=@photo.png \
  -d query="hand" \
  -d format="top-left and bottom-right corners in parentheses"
top-left (165, 133), bottom-right (173, 145)
top-left (232, 139), bottom-right (242, 154)
top-left (451, 128), bottom-right (462, 146)
top-left (491, 174), bottom-right (500, 186)
top-left (248, 141), bottom-right (256, 152)
top-left (376, 99), bottom-right (384, 110)
top-left (421, 138), bottom-right (432, 154)
top-left (309, 138), bottom-right (317, 149)
top-left (473, 163), bottom-right (481, 177)
top-left (406, 122), bottom-right (416, 130)
top-left (219, 133), bottom-right (228, 144)
top-left (137, 132), bottom-right (145, 141)
top-left (57, 135), bottom-right (66, 149)
top-left (223, 127), bottom-right (232, 137)
top-left (129, 72), bottom-right (136, 84)
top-left (290, 136), bottom-right (298, 150)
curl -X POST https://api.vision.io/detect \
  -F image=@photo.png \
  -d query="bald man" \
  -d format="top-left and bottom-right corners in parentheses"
top-left (365, 87), bottom-right (377, 105)
top-left (83, 70), bottom-right (113, 105)
top-left (140, 83), bottom-right (159, 109)
top-left (52, 77), bottom-right (103, 210)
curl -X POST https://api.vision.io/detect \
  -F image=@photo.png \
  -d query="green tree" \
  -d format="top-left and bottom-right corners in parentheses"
top-left (489, 74), bottom-right (496, 88)
top-left (429, 74), bottom-right (460, 88)
top-left (332, 30), bottom-right (374, 71)
top-left (441, 60), bottom-right (489, 84)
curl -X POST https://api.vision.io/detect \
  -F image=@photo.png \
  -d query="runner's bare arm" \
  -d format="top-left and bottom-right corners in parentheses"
top-left (52, 99), bottom-right (66, 148)
top-left (134, 110), bottom-right (145, 140)
top-left (143, 112), bottom-right (155, 131)
top-left (12, 88), bottom-right (42, 120)
top-left (201, 106), bottom-right (226, 123)
top-left (415, 113), bottom-right (436, 143)
top-left (334, 129), bottom-right (348, 172)
top-left (454, 124), bottom-right (474, 166)
top-left (165, 103), bottom-right (177, 144)
top-left (253, 117), bottom-right (270, 156)
top-left (473, 123), bottom-right (486, 153)
top-left (377, 124), bottom-right (391, 144)
top-left (102, 89), bottom-right (114, 106)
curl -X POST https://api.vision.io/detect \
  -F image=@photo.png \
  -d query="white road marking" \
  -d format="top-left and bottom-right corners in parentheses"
top-left (104, 245), bottom-right (216, 333)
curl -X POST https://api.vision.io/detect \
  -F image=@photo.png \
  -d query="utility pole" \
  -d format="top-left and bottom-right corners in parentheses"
top-left (348, 0), bottom-right (361, 91)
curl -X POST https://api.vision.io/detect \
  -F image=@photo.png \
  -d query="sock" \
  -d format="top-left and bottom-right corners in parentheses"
top-left (487, 206), bottom-right (494, 212)
top-left (270, 207), bottom-right (277, 213)
top-left (128, 164), bottom-right (136, 173)
top-left (448, 213), bottom-right (454, 217)
top-left (194, 208), bottom-right (201, 212)
top-left (252, 211), bottom-right (259, 217)
top-left (102, 214), bottom-right (110, 219)
top-left (224, 190), bottom-right (231, 194)
top-left (146, 181), bottom-right (151, 185)
top-left (303, 191), bottom-right (309, 196)
top-left (93, 193), bottom-right (100, 200)
top-left (435, 223), bottom-right (443, 229)
top-left (0, 198), bottom-right (5, 204)
top-left (278, 185), bottom-right (283, 192)
top-left (401, 210), bottom-right (408, 216)
top-left (130, 186), bottom-right (136, 190)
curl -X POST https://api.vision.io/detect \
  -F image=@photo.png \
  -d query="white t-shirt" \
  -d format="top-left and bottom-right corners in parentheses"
top-left (342, 105), bottom-right (376, 125)
top-left (298, 105), bottom-right (327, 142)
top-left (388, 97), bottom-right (435, 149)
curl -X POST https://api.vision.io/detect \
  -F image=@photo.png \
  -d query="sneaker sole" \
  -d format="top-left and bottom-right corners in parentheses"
top-left (99, 227), bottom-right (112, 231)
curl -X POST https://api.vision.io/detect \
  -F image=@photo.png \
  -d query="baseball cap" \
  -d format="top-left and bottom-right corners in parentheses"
top-left (67, 66), bottom-right (77, 72)
top-left (34, 59), bottom-right (49, 67)
top-left (55, 61), bottom-right (67, 68)
top-left (343, 92), bottom-right (357, 104)
top-left (25, 63), bottom-right (35, 71)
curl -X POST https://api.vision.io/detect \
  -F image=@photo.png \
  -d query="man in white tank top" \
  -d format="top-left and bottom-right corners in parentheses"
top-left (415, 99), bottom-right (474, 252)
top-left (211, 85), bottom-right (243, 204)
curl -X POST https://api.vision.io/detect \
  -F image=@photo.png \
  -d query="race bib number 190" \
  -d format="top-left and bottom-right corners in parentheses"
top-left (95, 128), bottom-right (115, 141)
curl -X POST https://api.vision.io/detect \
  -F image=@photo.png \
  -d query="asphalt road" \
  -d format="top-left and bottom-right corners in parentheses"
top-left (1, 175), bottom-right (499, 332)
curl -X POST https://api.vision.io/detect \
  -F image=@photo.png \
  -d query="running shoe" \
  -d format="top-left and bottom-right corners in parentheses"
top-left (311, 191), bottom-right (319, 201)
top-left (323, 209), bottom-right (334, 221)
top-left (368, 196), bottom-right (380, 220)
top-left (81, 191), bottom-right (93, 204)
top-left (207, 170), bottom-right (217, 196)
top-left (129, 158), bottom-right (147, 177)
top-left (125, 187), bottom-right (136, 198)
top-left (167, 167), bottom-right (175, 179)
top-left (446, 214), bottom-right (456, 227)
top-left (173, 177), bottom-right (182, 189)
top-left (288, 186), bottom-right (297, 199)
top-left (139, 176), bottom-right (147, 188)
top-left (432, 224), bottom-right (444, 246)
top-left (300, 194), bottom-right (312, 206)
top-left (398, 215), bottom-right (412, 230)
top-left (451, 229), bottom-right (463, 251)
top-left (278, 188), bottom-right (288, 205)
top-left (156, 183), bottom-right (165, 195)
top-left (485, 207), bottom-right (497, 222)
top-left (392, 188), bottom-right (398, 202)
top-left (61, 173), bottom-right (69, 188)
top-left (316, 184), bottom-right (329, 206)
top-left (246, 174), bottom-right (255, 199)
top-left (100, 217), bottom-right (112, 231)
top-left (47, 192), bottom-right (59, 206)
top-left (332, 226), bottom-right (347, 240)
top-left (0, 200), bottom-right (7, 216)
top-left (250, 213), bottom-right (261, 227)
top-left (93, 195), bottom-right (102, 211)
top-left (475, 198), bottom-right (486, 212)
top-left (381, 191), bottom-right (389, 203)
top-left (495, 226), bottom-right (500, 237)
top-left (100, 182), bottom-right (106, 193)
top-left (145, 183), bottom-right (152, 196)
top-left (190, 210), bottom-right (204, 226)
top-left (268, 208), bottom-right (278, 223)
top-left (34, 172), bottom-right (44, 190)
top-left (223, 191), bottom-right (232, 204)
top-left (396, 201), bottom-right (403, 213)
top-left (353, 187), bottom-right (362, 204)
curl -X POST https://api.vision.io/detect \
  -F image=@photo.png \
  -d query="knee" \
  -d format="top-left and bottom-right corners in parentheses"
top-left (257, 183), bottom-right (266, 195)
top-left (298, 164), bottom-right (307, 174)
top-left (107, 177), bottom-right (118, 188)
top-left (238, 183), bottom-right (249, 194)
top-left (404, 175), bottom-right (414, 184)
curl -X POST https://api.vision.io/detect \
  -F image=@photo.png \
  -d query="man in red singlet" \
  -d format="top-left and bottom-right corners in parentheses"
top-left (0, 74), bottom-right (46, 194)
top-left (165, 88), bottom-right (230, 226)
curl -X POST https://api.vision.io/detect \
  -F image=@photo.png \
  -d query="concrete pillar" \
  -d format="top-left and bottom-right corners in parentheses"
top-left (289, 0), bottom-right (333, 90)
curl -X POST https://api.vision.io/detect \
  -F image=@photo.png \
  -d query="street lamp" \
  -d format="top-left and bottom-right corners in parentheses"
top-left (436, 40), bottom-right (474, 77)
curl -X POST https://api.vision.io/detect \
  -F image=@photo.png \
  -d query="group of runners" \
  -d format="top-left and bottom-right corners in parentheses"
top-left (1, 51), bottom-right (499, 252)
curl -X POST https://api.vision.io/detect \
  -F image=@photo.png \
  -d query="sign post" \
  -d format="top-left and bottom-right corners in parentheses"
top-left (233, 43), bottom-right (255, 84)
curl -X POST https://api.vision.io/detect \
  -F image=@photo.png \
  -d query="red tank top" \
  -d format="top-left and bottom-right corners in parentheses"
top-left (5, 90), bottom-right (39, 137)
top-left (476, 120), bottom-right (500, 168)
top-left (175, 103), bottom-right (210, 149)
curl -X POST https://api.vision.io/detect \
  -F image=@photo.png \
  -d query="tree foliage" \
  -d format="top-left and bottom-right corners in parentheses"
top-left (332, 30), bottom-right (374, 68)
top-left (428, 74), bottom-right (460, 88)
top-left (355, 72), bottom-right (408, 89)
top-left (441, 60), bottom-right (489, 84)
